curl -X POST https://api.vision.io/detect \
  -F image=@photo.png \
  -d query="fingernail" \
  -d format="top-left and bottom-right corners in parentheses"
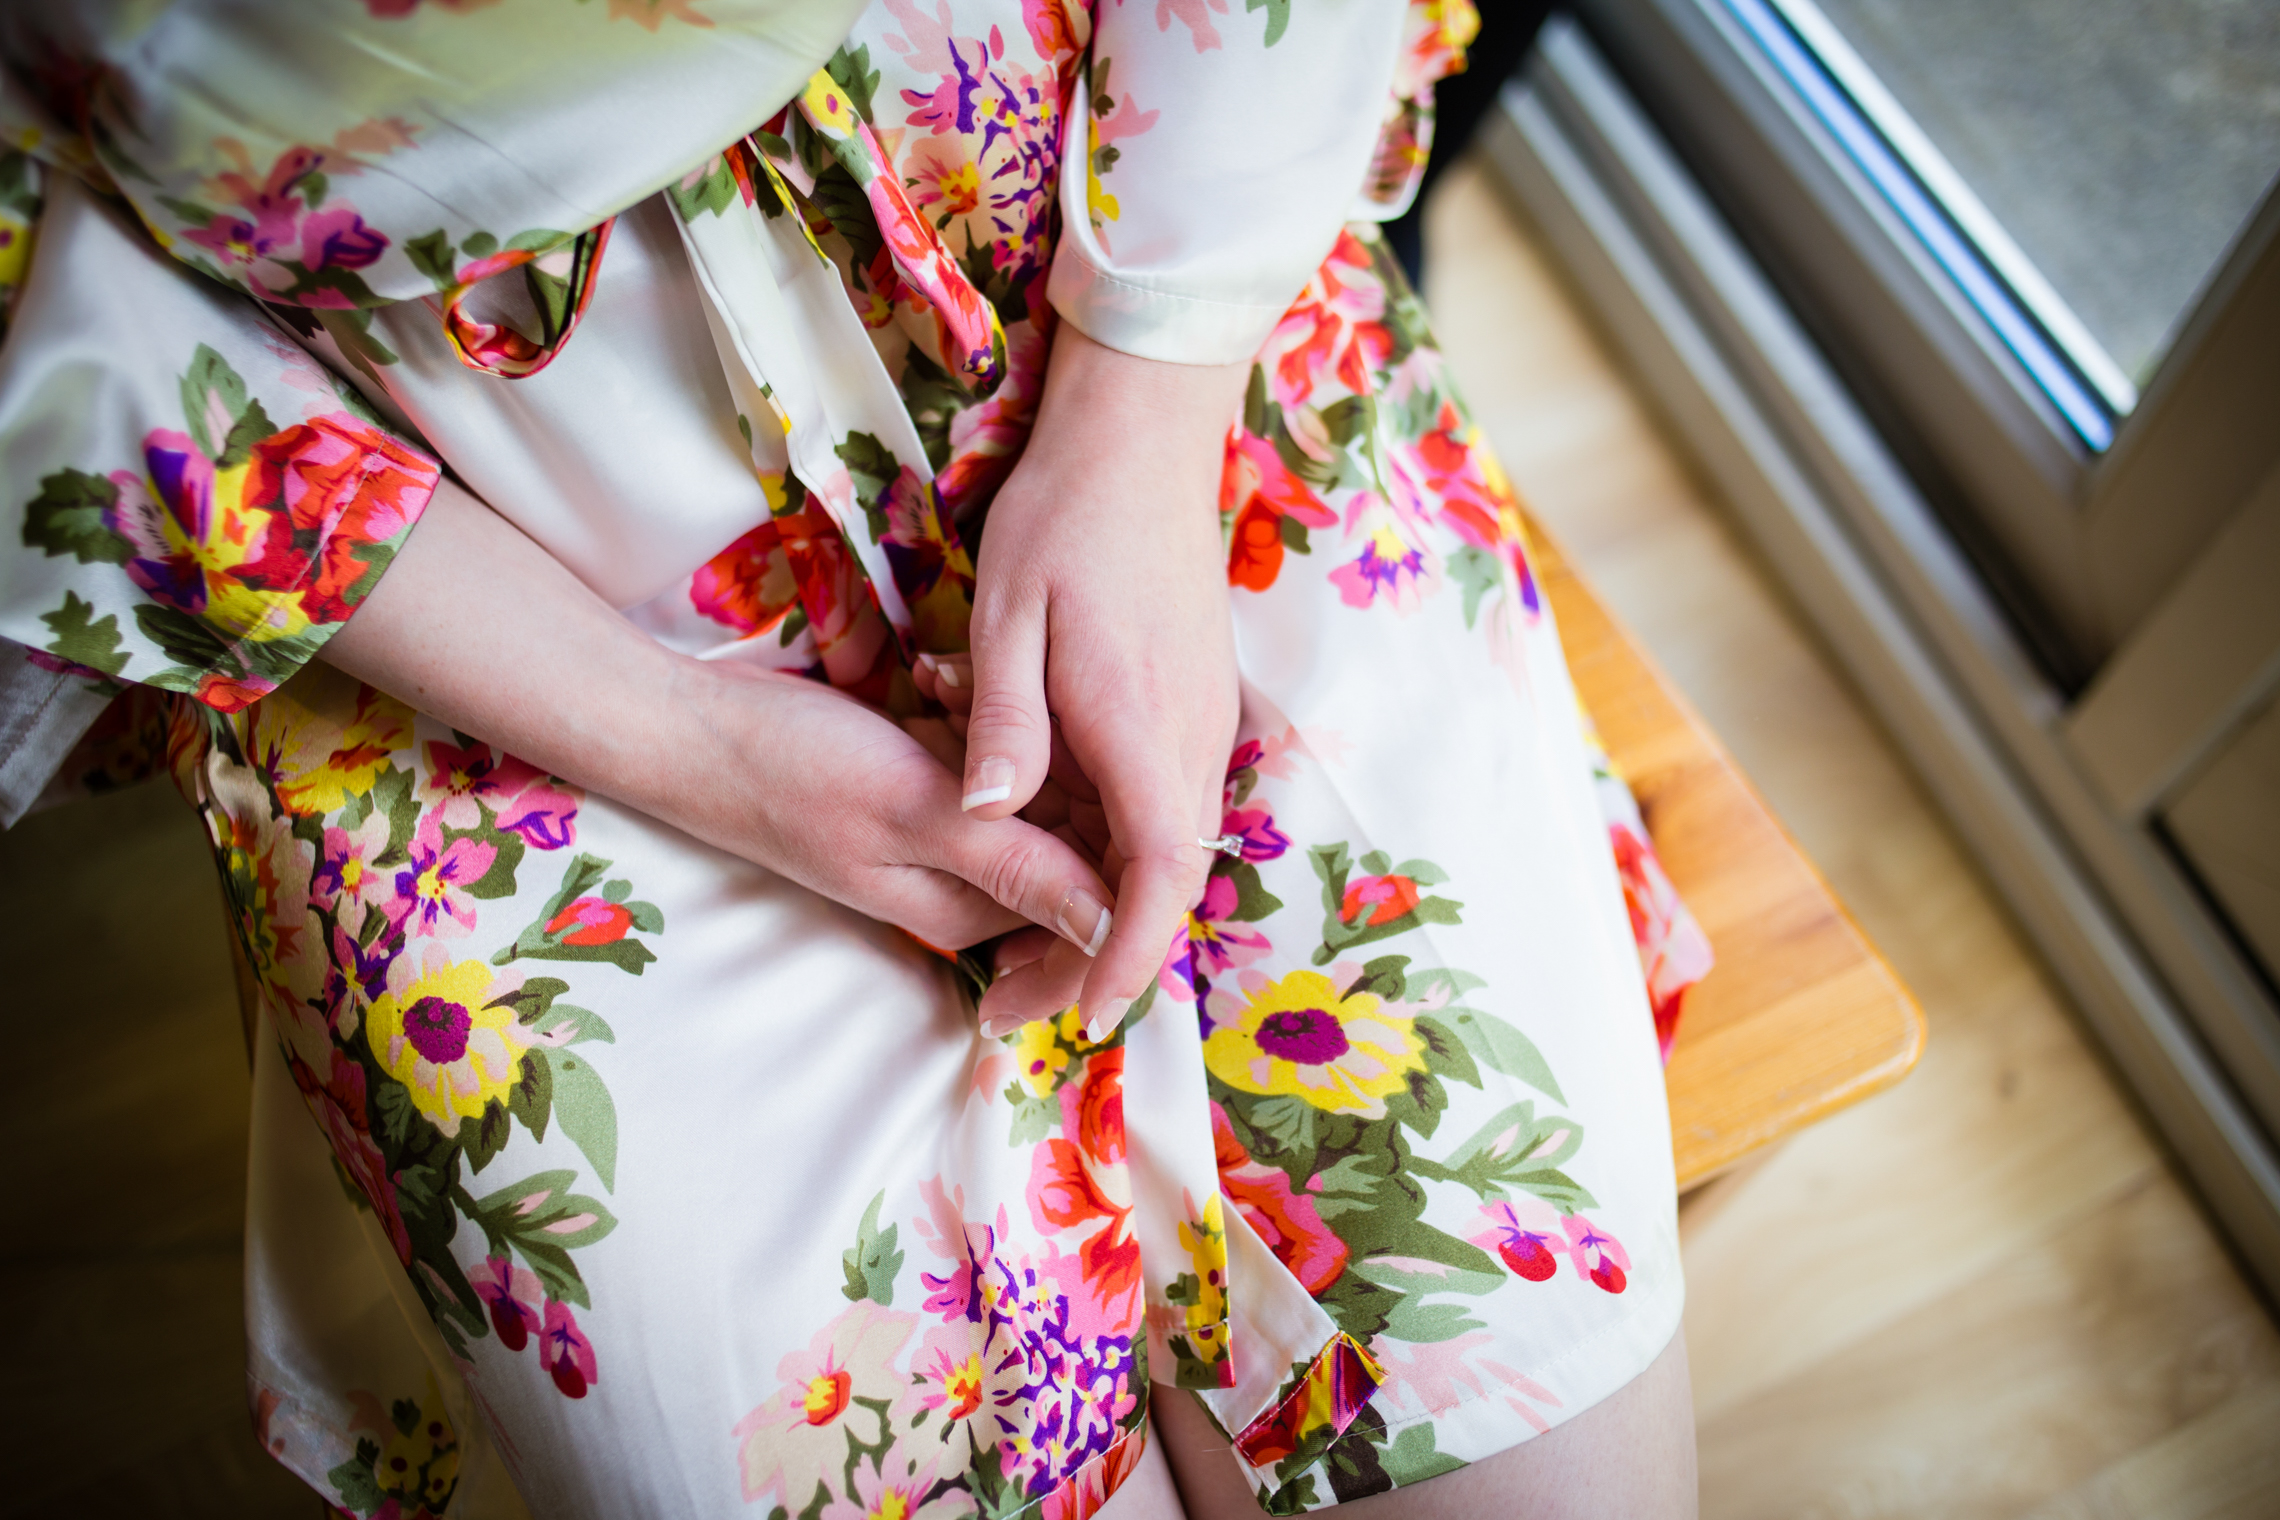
top-left (961, 756), bottom-right (1015, 811)
top-left (1083, 996), bottom-right (1131, 1043)
top-left (938, 660), bottom-right (963, 690)
top-left (1057, 891), bottom-right (1112, 957)
top-left (916, 652), bottom-right (939, 676)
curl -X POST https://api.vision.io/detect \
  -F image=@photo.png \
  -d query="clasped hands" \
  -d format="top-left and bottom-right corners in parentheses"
top-left (901, 325), bottom-right (1249, 1040)
top-left (323, 326), bottom-right (1245, 1047)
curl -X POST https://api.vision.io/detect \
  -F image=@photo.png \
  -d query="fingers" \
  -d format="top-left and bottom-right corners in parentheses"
top-left (960, 599), bottom-right (1050, 819)
top-left (1075, 753), bottom-right (1212, 1041)
top-left (977, 936), bottom-right (1092, 1037)
top-left (913, 652), bottom-right (974, 715)
top-left (918, 802), bottom-right (1117, 963)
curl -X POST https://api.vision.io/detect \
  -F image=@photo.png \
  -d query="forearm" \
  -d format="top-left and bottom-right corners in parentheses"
top-left (321, 477), bottom-right (721, 823)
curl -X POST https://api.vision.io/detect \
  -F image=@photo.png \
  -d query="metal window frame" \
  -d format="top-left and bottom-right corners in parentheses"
top-left (1480, 16), bottom-right (2280, 1300)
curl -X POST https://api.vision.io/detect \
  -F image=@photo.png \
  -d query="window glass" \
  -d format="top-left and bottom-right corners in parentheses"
top-left (1803, 0), bottom-right (2280, 390)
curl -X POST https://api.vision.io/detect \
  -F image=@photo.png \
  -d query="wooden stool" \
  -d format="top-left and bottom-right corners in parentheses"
top-left (1532, 515), bottom-right (1926, 1191)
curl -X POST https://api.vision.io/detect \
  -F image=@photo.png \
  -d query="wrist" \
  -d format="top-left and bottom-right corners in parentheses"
top-left (1038, 322), bottom-right (1249, 442)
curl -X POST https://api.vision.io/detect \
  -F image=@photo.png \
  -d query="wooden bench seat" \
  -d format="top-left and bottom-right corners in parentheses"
top-left (1532, 515), bottom-right (1926, 1188)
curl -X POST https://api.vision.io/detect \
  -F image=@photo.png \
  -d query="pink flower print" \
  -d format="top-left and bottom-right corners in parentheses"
top-left (296, 205), bottom-right (385, 272)
top-left (906, 1322), bottom-right (987, 1425)
top-left (1562, 1215), bottom-right (1630, 1294)
top-left (182, 213), bottom-right (296, 272)
top-left (1261, 230), bottom-right (1393, 410)
top-left (1340, 873), bottom-right (1421, 929)
top-left (1021, 0), bottom-right (1084, 65)
top-left (821, 1452), bottom-right (950, 1520)
top-left (493, 778), bottom-right (578, 850)
top-left (390, 816), bottom-right (496, 940)
top-left (312, 808), bottom-right (394, 923)
top-left (734, 1301), bottom-right (917, 1506)
top-left (884, 0), bottom-right (995, 137)
top-left (540, 1301), bottom-right (598, 1397)
top-left (546, 898), bottom-right (634, 946)
top-left (1470, 1197), bottom-right (1566, 1284)
top-left (1330, 516), bottom-right (1437, 614)
top-left (1157, 918), bottom-right (1199, 1004)
top-left (475, 1256), bottom-right (543, 1353)
top-left (1155, 0), bottom-right (1231, 52)
top-left (419, 739), bottom-right (577, 848)
top-left (1219, 805), bottom-right (1288, 864)
top-left (1188, 874), bottom-right (1271, 978)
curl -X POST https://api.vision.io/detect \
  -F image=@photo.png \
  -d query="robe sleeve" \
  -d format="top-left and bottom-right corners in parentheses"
top-left (0, 156), bottom-right (440, 821)
top-left (1045, 0), bottom-right (1414, 365)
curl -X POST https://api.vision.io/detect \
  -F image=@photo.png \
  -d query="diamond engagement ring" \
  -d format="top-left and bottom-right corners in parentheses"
top-left (1200, 833), bottom-right (1244, 858)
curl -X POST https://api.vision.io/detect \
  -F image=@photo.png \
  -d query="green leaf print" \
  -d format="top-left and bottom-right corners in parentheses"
top-left (839, 1190), bottom-right (904, 1305)
top-left (1308, 843), bottom-right (1465, 964)
top-left (405, 229), bottom-right (457, 291)
top-left (667, 155), bottom-right (742, 221)
top-left (1440, 1009), bottom-right (1564, 1104)
top-left (327, 1447), bottom-right (388, 1514)
top-left (1245, 0), bottom-right (1292, 46)
top-left (1379, 1423), bottom-right (1467, 1486)
top-left (824, 43), bottom-right (881, 124)
top-left (21, 468), bottom-right (129, 564)
top-left (1448, 545), bottom-right (1501, 629)
top-left (544, 1046), bottom-right (621, 1192)
top-left (1409, 1100), bottom-right (1597, 1211)
top-left (131, 602), bottom-right (238, 676)
top-left (38, 592), bottom-right (128, 676)
top-left (835, 430), bottom-right (900, 544)
top-left (508, 1048), bottom-right (553, 1143)
top-left (179, 343), bottom-right (275, 466)
top-left (493, 852), bottom-right (661, 974)
top-left (463, 1169), bottom-right (619, 1307)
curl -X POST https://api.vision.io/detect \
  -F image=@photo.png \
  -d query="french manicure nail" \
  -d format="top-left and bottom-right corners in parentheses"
top-left (961, 756), bottom-right (1015, 811)
top-left (916, 652), bottom-right (939, 676)
top-left (1057, 891), bottom-right (1112, 957)
top-left (1084, 996), bottom-right (1131, 1043)
top-left (938, 660), bottom-right (963, 689)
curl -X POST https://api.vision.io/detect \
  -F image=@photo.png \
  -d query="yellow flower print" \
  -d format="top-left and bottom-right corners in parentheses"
top-left (1085, 111), bottom-right (1120, 230)
top-left (251, 664), bottom-right (414, 816)
top-left (377, 1383), bottom-right (461, 1512)
top-left (801, 69), bottom-right (860, 141)
top-left (1202, 969), bottom-right (1428, 1116)
top-left (1007, 1003), bottom-right (1108, 1098)
top-left (154, 457), bottom-right (315, 647)
top-left (366, 945), bottom-right (531, 1135)
top-left (1179, 1193), bottom-right (1229, 1334)
top-left (1011, 1016), bottom-right (1071, 1098)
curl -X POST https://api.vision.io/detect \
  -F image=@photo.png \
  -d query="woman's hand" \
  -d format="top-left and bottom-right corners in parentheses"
top-left (952, 322), bottom-right (1249, 1038)
top-left (324, 479), bottom-right (1117, 970)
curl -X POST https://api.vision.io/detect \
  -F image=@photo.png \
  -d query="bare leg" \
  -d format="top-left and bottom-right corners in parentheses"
top-left (1152, 1329), bottom-right (1698, 1520)
top-left (1097, 1415), bottom-right (1193, 1518)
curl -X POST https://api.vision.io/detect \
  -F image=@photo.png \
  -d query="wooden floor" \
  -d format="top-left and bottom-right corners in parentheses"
top-left (1427, 160), bottom-right (2280, 1519)
top-left (3, 160), bottom-right (2277, 1519)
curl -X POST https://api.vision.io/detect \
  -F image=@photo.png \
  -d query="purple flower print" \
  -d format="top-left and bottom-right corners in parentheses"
top-left (1189, 874), bottom-right (1272, 978)
top-left (1220, 805), bottom-right (1289, 864)
top-left (389, 816), bottom-right (496, 940)
top-left (420, 738), bottom-right (579, 849)
top-left (1330, 518), bottom-right (1435, 613)
top-left (1469, 1197), bottom-right (1566, 1284)
top-left (297, 206), bottom-right (386, 271)
top-left (475, 1256), bottom-right (543, 1353)
top-left (1562, 1216), bottom-right (1630, 1294)
top-left (541, 1301), bottom-right (598, 1398)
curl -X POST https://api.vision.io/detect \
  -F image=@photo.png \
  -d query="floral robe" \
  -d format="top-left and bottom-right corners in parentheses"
top-left (0, 2), bottom-right (1710, 1516)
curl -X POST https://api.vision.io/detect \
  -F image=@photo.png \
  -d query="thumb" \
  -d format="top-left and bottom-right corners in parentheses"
top-left (960, 596), bottom-right (1052, 822)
